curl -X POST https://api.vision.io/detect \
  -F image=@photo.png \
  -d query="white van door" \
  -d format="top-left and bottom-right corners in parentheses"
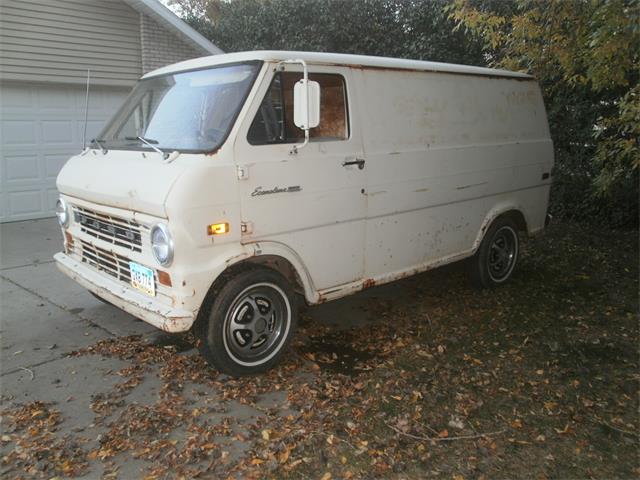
top-left (234, 67), bottom-right (366, 291)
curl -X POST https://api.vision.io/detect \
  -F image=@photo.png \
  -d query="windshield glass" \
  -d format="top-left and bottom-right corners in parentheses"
top-left (99, 62), bottom-right (261, 152)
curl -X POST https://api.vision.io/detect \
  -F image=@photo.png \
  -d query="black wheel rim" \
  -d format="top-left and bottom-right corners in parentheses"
top-left (223, 283), bottom-right (290, 366)
top-left (487, 226), bottom-right (518, 282)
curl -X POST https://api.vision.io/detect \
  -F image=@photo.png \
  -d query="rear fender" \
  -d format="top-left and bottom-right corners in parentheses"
top-left (472, 204), bottom-right (530, 254)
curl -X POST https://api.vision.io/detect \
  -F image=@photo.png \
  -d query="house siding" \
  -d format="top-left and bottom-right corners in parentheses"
top-left (0, 0), bottom-right (142, 87)
top-left (140, 14), bottom-right (204, 74)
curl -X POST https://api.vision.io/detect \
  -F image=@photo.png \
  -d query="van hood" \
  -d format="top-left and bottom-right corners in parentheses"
top-left (57, 150), bottom-right (187, 218)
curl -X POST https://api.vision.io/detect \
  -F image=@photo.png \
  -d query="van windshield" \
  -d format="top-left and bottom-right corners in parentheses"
top-left (98, 62), bottom-right (261, 153)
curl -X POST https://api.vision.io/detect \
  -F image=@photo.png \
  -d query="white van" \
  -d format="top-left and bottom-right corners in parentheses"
top-left (54, 51), bottom-right (553, 375)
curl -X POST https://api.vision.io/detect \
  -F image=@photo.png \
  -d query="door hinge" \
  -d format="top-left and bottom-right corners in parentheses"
top-left (237, 165), bottom-right (249, 180)
top-left (241, 221), bottom-right (253, 234)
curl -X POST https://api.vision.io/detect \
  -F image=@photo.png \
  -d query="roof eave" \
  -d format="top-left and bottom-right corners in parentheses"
top-left (122, 0), bottom-right (223, 55)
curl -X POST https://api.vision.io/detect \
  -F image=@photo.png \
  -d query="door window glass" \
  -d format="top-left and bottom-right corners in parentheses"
top-left (248, 72), bottom-right (349, 145)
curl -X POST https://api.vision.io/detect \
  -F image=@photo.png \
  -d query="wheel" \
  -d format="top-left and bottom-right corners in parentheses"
top-left (197, 268), bottom-right (297, 376)
top-left (470, 217), bottom-right (519, 288)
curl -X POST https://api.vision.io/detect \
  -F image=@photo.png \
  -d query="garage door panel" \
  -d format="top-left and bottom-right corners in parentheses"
top-left (0, 84), bottom-right (35, 108)
top-left (46, 188), bottom-right (59, 212)
top-left (37, 85), bottom-right (79, 111)
top-left (44, 154), bottom-right (69, 178)
top-left (42, 120), bottom-right (75, 144)
top-left (2, 120), bottom-right (38, 145)
top-left (5, 154), bottom-right (39, 181)
top-left (7, 190), bottom-right (43, 216)
top-left (1, 81), bottom-right (128, 222)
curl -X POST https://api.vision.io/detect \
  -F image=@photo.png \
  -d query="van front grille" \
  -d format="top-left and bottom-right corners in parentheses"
top-left (73, 206), bottom-right (143, 252)
top-left (77, 240), bottom-right (133, 283)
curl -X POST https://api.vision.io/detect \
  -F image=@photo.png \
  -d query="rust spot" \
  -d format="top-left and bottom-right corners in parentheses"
top-left (341, 63), bottom-right (535, 81)
top-left (181, 280), bottom-right (186, 287)
top-left (362, 278), bottom-right (376, 289)
top-left (205, 148), bottom-right (220, 157)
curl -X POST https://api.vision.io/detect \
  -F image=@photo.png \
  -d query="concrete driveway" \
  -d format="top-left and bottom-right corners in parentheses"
top-left (0, 218), bottom-right (156, 379)
top-left (0, 217), bottom-right (417, 478)
top-left (0, 219), bottom-right (166, 477)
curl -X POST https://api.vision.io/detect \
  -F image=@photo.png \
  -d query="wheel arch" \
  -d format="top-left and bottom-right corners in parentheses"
top-left (194, 241), bottom-right (317, 329)
top-left (472, 205), bottom-right (529, 254)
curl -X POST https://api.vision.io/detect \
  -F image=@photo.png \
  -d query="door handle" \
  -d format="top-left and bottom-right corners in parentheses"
top-left (342, 158), bottom-right (365, 170)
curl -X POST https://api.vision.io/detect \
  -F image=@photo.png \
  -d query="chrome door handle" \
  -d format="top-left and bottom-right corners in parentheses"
top-left (342, 158), bottom-right (365, 170)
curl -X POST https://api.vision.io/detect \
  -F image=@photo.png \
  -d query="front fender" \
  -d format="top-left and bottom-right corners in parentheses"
top-left (227, 241), bottom-right (319, 304)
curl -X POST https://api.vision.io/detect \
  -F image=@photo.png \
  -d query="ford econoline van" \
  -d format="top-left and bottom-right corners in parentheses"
top-left (54, 51), bottom-right (553, 376)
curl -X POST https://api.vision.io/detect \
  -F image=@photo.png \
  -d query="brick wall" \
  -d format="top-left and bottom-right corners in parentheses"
top-left (140, 14), bottom-right (206, 74)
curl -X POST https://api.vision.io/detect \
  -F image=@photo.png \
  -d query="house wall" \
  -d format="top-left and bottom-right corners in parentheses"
top-left (0, 0), bottom-right (142, 87)
top-left (140, 14), bottom-right (204, 74)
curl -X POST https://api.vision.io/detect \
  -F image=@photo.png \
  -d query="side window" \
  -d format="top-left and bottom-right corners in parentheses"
top-left (248, 72), bottom-right (349, 145)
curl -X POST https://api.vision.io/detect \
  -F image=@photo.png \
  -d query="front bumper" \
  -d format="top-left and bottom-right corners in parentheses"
top-left (55, 252), bottom-right (195, 332)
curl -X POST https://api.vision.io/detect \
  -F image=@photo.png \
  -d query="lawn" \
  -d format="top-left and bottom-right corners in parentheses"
top-left (2, 221), bottom-right (638, 479)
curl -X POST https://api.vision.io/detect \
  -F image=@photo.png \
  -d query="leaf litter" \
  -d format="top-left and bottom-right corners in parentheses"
top-left (1, 222), bottom-right (638, 478)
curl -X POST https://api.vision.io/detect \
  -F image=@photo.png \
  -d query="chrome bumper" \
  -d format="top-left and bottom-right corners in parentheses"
top-left (54, 252), bottom-right (195, 332)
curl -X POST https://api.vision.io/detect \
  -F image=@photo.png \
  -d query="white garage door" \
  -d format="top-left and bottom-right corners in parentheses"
top-left (0, 82), bottom-right (129, 222)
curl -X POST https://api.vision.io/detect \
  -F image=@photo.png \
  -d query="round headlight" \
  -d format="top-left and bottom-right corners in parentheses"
top-left (150, 223), bottom-right (173, 266)
top-left (55, 197), bottom-right (69, 228)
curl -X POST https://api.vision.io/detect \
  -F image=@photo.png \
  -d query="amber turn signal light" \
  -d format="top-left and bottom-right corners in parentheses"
top-left (207, 222), bottom-right (229, 235)
top-left (157, 270), bottom-right (172, 287)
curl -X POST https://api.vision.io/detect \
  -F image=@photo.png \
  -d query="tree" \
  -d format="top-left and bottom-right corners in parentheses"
top-left (450, 0), bottom-right (639, 226)
top-left (175, 0), bottom-right (638, 226)
top-left (178, 0), bottom-right (485, 65)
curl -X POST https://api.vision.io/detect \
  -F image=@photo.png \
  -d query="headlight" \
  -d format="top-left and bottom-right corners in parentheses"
top-left (150, 223), bottom-right (173, 266)
top-left (55, 197), bottom-right (69, 228)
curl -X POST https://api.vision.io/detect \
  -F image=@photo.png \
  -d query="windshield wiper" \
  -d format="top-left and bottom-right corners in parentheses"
top-left (126, 135), bottom-right (159, 144)
top-left (125, 136), bottom-right (168, 159)
top-left (91, 138), bottom-right (107, 154)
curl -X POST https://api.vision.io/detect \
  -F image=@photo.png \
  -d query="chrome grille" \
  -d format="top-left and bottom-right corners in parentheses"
top-left (73, 206), bottom-right (142, 252)
top-left (67, 235), bottom-right (170, 304)
top-left (77, 240), bottom-right (133, 283)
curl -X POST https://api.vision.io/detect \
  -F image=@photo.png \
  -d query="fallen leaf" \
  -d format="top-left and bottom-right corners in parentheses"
top-left (279, 448), bottom-right (290, 464)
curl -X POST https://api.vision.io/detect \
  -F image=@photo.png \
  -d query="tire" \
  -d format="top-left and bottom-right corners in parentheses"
top-left (470, 217), bottom-right (520, 288)
top-left (197, 267), bottom-right (298, 376)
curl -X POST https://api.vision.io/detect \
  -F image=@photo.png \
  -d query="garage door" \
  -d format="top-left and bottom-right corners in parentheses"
top-left (0, 82), bottom-right (129, 222)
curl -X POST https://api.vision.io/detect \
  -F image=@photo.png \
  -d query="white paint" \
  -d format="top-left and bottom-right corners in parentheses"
top-left (145, 51), bottom-right (532, 80)
top-left (55, 52), bottom-right (553, 333)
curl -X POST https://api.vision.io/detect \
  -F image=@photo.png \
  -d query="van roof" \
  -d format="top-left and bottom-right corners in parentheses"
top-left (143, 50), bottom-right (533, 80)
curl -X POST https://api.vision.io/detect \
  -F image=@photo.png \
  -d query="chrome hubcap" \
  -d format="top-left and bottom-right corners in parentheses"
top-left (487, 226), bottom-right (517, 282)
top-left (224, 283), bottom-right (289, 365)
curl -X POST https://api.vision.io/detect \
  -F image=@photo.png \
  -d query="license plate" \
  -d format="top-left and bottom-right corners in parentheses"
top-left (129, 262), bottom-right (155, 297)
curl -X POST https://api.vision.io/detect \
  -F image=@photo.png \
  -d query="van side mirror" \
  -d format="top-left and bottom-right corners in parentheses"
top-left (293, 80), bottom-right (320, 130)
